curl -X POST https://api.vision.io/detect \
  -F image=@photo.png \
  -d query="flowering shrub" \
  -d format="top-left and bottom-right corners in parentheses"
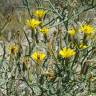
top-left (0, 0), bottom-right (96, 96)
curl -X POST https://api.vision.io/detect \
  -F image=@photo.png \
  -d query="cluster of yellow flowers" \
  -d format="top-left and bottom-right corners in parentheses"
top-left (31, 48), bottom-right (76, 63)
top-left (26, 12), bottom-right (96, 62)
top-left (68, 24), bottom-right (94, 36)
top-left (26, 10), bottom-right (48, 34)
top-left (8, 10), bottom-right (95, 64)
top-left (8, 26), bottom-right (94, 63)
top-left (30, 48), bottom-right (76, 63)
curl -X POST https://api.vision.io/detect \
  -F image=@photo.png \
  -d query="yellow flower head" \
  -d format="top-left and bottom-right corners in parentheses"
top-left (39, 27), bottom-right (49, 34)
top-left (26, 19), bottom-right (41, 28)
top-left (80, 24), bottom-right (94, 35)
top-left (59, 47), bottom-right (76, 58)
top-left (8, 44), bottom-right (19, 55)
top-left (79, 43), bottom-right (87, 49)
top-left (34, 10), bottom-right (46, 18)
top-left (68, 28), bottom-right (76, 36)
top-left (31, 51), bottom-right (46, 63)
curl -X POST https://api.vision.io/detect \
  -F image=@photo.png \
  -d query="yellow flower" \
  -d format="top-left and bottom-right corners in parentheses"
top-left (31, 51), bottom-right (46, 63)
top-left (26, 19), bottom-right (41, 28)
top-left (68, 28), bottom-right (76, 36)
top-left (39, 27), bottom-right (49, 34)
top-left (34, 10), bottom-right (46, 18)
top-left (8, 44), bottom-right (19, 55)
top-left (80, 24), bottom-right (94, 35)
top-left (79, 43), bottom-right (87, 49)
top-left (59, 47), bottom-right (76, 58)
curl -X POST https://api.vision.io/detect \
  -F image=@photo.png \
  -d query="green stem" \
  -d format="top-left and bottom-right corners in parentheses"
top-left (23, 30), bottom-right (31, 55)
